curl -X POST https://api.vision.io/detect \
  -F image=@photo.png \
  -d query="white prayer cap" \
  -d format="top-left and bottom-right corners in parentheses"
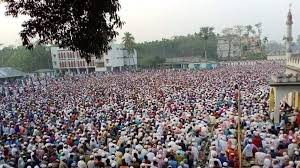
top-left (223, 162), bottom-right (228, 166)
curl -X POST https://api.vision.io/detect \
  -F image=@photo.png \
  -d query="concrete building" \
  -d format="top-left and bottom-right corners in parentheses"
top-left (95, 44), bottom-right (137, 72)
top-left (51, 44), bottom-right (137, 74)
top-left (217, 35), bottom-right (241, 60)
top-left (269, 7), bottom-right (300, 124)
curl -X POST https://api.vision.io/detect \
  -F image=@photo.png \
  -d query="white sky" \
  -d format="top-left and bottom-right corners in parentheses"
top-left (0, 0), bottom-right (299, 46)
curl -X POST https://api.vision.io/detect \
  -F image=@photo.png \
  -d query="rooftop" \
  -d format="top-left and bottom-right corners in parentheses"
top-left (35, 69), bottom-right (55, 73)
top-left (0, 67), bottom-right (26, 79)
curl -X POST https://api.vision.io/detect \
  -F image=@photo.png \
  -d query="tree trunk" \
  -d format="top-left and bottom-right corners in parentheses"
top-left (228, 40), bottom-right (232, 60)
top-left (205, 40), bottom-right (207, 61)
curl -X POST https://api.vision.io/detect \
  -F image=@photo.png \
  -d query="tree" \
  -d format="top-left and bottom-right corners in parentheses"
top-left (122, 32), bottom-right (135, 54)
top-left (122, 32), bottom-right (136, 69)
top-left (262, 36), bottom-right (268, 53)
top-left (265, 41), bottom-right (285, 55)
top-left (244, 25), bottom-right (256, 53)
top-left (254, 23), bottom-right (262, 38)
top-left (0, 45), bottom-right (51, 72)
top-left (234, 25), bottom-right (244, 56)
top-left (245, 25), bottom-right (256, 36)
top-left (254, 23), bottom-right (262, 50)
top-left (2, 0), bottom-right (123, 63)
top-left (135, 27), bottom-right (218, 66)
top-left (222, 28), bottom-right (236, 59)
top-left (199, 27), bottom-right (215, 61)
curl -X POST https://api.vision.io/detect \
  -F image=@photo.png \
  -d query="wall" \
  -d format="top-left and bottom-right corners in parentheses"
top-left (267, 55), bottom-right (286, 61)
top-left (50, 47), bottom-right (96, 71)
top-left (103, 44), bottom-right (138, 68)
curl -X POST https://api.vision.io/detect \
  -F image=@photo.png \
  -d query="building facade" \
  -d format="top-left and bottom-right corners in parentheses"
top-left (269, 7), bottom-right (300, 123)
top-left (51, 44), bottom-right (137, 74)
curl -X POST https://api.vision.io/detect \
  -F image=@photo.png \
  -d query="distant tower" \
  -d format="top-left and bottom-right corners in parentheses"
top-left (285, 4), bottom-right (293, 56)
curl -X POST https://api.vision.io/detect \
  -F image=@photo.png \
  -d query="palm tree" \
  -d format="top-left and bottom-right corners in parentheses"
top-left (244, 25), bottom-right (255, 53)
top-left (122, 32), bottom-right (136, 69)
top-left (254, 23), bottom-right (262, 51)
top-left (262, 36), bottom-right (268, 53)
top-left (254, 23), bottom-right (262, 38)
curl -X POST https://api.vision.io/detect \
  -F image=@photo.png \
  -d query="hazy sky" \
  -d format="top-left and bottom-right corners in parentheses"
top-left (0, 0), bottom-right (299, 46)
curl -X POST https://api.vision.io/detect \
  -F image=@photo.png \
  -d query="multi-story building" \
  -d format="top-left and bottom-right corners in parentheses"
top-left (51, 44), bottom-right (137, 74)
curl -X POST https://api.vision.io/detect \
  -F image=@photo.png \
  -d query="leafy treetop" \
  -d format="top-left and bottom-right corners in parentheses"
top-left (2, 0), bottom-right (123, 63)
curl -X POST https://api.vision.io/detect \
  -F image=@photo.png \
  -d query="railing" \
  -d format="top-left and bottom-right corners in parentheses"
top-left (287, 56), bottom-right (300, 67)
top-left (271, 74), bottom-right (300, 83)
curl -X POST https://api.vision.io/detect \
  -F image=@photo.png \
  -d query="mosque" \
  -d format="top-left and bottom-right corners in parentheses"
top-left (269, 6), bottom-right (300, 123)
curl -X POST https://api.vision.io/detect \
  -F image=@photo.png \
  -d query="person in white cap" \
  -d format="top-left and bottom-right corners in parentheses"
top-left (288, 139), bottom-right (298, 158)
top-left (243, 139), bottom-right (257, 161)
top-left (77, 156), bottom-right (87, 168)
top-left (18, 155), bottom-right (26, 168)
top-left (87, 155), bottom-right (95, 168)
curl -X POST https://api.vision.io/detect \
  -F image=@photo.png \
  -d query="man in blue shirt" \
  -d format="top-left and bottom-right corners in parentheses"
top-left (168, 155), bottom-right (178, 168)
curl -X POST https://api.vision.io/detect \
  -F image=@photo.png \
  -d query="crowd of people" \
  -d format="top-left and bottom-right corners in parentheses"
top-left (0, 61), bottom-right (299, 168)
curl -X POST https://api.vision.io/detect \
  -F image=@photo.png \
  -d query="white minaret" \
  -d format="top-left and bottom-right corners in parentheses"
top-left (285, 5), bottom-right (293, 57)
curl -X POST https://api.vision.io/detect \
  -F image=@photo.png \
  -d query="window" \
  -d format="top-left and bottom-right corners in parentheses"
top-left (106, 59), bottom-right (109, 64)
top-left (53, 54), bottom-right (56, 58)
top-left (96, 62), bottom-right (105, 68)
top-left (53, 61), bottom-right (57, 66)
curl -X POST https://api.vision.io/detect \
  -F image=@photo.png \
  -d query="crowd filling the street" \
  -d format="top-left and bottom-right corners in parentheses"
top-left (1, 61), bottom-right (300, 168)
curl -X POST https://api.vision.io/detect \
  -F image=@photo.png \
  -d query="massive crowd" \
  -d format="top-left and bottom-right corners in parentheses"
top-left (0, 61), bottom-right (299, 168)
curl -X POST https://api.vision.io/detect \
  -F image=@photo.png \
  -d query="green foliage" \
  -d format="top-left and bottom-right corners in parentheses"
top-left (243, 52), bottom-right (266, 60)
top-left (139, 56), bottom-right (165, 67)
top-left (0, 45), bottom-right (52, 72)
top-left (122, 32), bottom-right (135, 54)
top-left (3, 0), bottom-right (123, 63)
top-left (135, 27), bottom-right (217, 66)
